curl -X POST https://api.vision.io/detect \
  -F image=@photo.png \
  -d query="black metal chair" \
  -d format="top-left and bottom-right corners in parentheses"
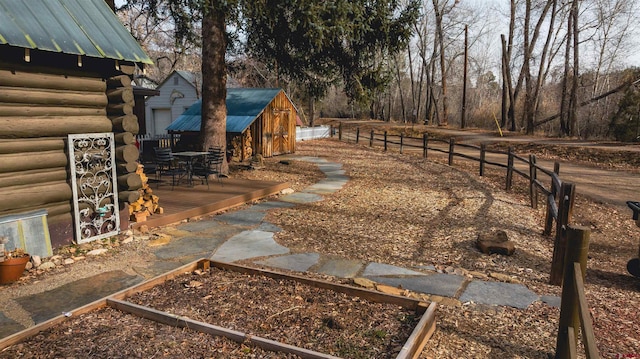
top-left (153, 147), bottom-right (185, 189)
top-left (193, 147), bottom-right (224, 189)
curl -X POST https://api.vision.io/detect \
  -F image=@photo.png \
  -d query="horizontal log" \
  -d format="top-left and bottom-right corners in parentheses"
top-left (107, 103), bottom-right (134, 116)
top-left (0, 116), bottom-right (112, 138)
top-left (107, 87), bottom-right (134, 104)
top-left (0, 104), bottom-right (106, 117)
top-left (0, 137), bottom-right (65, 154)
top-left (0, 181), bottom-right (72, 212)
top-left (106, 75), bottom-right (132, 88)
top-left (115, 144), bottom-right (139, 163)
top-left (111, 114), bottom-right (139, 133)
top-left (0, 168), bottom-right (68, 188)
top-left (114, 132), bottom-right (136, 145)
top-left (0, 87), bottom-right (107, 107)
top-left (119, 64), bottom-right (136, 76)
top-left (0, 150), bottom-right (68, 173)
top-left (0, 200), bottom-right (71, 218)
top-left (119, 190), bottom-right (141, 203)
top-left (117, 173), bottom-right (142, 190)
top-left (117, 161), bottom-right (139, 173)
top-left (0, 69), bottom-right (106, 92)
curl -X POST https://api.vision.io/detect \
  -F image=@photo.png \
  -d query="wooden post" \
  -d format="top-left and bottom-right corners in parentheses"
top-left (506, 146), bottom-right (514, 191)
top-left (423, 133), bottom-right (428, 159)
top-left (479, 144), bottom-right (486, 176)
top-left (448, 138), bottom-right (454, 166)
top-left (370, 130), bottom-right (374, 147)
top-left (356, 127), bottom-right (360, 144)
top-left (554, 162), bottom-right (561, 176)
top-left (384, 131), bottom-right (388, 151)
top-left (555, 225), bottom-right (590, 359)
top-left (529, 154), bottom-right (538, 209)
top-left (544, 176), bottom-right (558, 236)
top-left (330, 126), bottom-right (334, 138)
top-left (338, 123), bottom-right (343, 141)
top-left (400, 133), bottom-right (404, 154)
top-left (550, 182), bottom-right (576, 285)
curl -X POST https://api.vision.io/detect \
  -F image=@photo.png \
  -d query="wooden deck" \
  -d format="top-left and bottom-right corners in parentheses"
top-left (131, 178), bottom-right (290, 229)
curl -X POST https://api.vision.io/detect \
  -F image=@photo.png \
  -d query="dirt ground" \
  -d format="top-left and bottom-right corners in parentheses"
top-left (2, 137), bottom-right (640, 358)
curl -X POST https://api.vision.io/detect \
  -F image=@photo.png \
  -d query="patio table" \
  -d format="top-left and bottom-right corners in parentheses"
top-left (172, 151), bottom-right (209, 186)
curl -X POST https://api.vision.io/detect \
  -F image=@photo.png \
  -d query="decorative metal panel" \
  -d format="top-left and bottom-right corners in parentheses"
top-left (68, 133), bottom-right (120, 244)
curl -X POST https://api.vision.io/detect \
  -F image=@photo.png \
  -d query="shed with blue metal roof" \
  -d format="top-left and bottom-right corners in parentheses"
top-left (168, 88), bottom-right (297, 160)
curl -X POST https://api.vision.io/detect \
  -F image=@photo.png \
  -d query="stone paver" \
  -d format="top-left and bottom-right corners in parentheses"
top-left (315, 258), bottom-right (363, 278)
top-left (213, 209), bottom-right (266, 227)
top-left (0, 313), bottom-right (25, 338)
top-left (153, 236), bottom-right (226, 259)
top-left (459, 281), bottom-right (539, 309)
top-left (368, 273), bottom-right (467, 298)
top-left (362, 262), bottom-right (426, 277)
top-left (279, 192), bottom-right (324, 204)
top-left (255, 253), bottom-right (320, 272)
top-left (16, 271), bottom-right (142, 324)
top-left (249, 201), bottom-right (295, 212)
top-left (211, 230), bottom-right (289, 262)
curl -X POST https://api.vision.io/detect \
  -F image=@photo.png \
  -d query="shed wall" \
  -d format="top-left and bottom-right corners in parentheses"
top-left (259, 91), bottom-right (297, 157)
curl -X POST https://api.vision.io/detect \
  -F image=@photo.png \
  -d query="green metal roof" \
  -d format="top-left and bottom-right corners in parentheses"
top-left (0, 0), bottom-right (152, 64)
top-left (167, 88), bottom-right (284, 133)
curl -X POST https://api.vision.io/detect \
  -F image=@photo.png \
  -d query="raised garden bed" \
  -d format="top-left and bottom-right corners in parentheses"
top-left (0, 260), bottom-right (436, 358)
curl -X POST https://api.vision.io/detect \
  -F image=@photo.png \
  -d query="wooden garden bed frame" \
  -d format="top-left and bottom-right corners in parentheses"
top-left (0, 259), bottom-right (437, 359)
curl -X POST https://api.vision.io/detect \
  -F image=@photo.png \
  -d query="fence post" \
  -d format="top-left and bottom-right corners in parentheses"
top-left (356, 127), bottom-right (360, 144)
top-left (338, 123), bottom-right (343, 141)
top-left (554, 162), bottom-right (561, 176)
top-left (423, 133), bottom-right (428, 159)
top-left (330, 126), bottom-right (334, 138)
top-left (550, 182), bottom-right (576, 285)
top-left (544, 175), bottom-right (557, 236)
top-left (555, 225), bottom-right (591, 359)
top-left (370, 130), bottom-right (374, 147)
top-left (479, 144), bottom-right (486, 176)
top-left (400, 133), bottom-right (404, 154)
top-left (384, 131), bottom-right (388, 151)
top-left (529, 154), bottom-right (538, 209)
top-left (448, 138), bottom-right (455, 166)
top-left (505, 146), bottom-right (514, 191)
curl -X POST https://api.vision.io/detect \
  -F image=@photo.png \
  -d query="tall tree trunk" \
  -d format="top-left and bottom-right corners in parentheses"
top-left (461, 24), bottom-right (468, 129)
top-left (569, 0), bottom-right (579, 137)
top-left (200, 4), bottom-right (228, 174)
top-left (560, 6), bottom-right (572, 136)
top-left (433, 0), bottom-right (448, 126)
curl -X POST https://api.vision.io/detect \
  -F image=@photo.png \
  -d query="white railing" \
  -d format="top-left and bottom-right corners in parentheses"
top-left (296, 126), bottom-right (331, 141)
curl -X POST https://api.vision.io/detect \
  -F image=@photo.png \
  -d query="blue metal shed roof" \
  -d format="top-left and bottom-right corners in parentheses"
top-left (0, 0), bottom-right (152, 64)
top-left (167, 88), bottom-right (283, 133)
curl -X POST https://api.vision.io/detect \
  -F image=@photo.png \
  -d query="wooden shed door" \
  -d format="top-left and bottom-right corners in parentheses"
top-left (273, 113), bottom-right (290, 155)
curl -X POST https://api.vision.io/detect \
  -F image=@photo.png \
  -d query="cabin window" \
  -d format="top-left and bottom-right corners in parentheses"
top-left (173, 76), bottom-right (179, 85)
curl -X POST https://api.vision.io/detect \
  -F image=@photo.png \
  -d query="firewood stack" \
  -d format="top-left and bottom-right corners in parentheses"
top-left (128, 164), bottom-right (162, 222)
top-left (231, 129), bottom-right (253, 161)
top-left (106, 71), bottom-right (143, 207)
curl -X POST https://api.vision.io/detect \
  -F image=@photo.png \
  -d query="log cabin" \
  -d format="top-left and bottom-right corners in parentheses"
top-left (166, 88), bottom-right (298, 161)
top-left (0, 0), bottom-right (153, 250)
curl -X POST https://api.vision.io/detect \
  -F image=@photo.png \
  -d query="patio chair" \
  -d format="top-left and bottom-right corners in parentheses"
top-left (193, 147), bottom-right (224, 189)
top-left (153, 147), bottom-right (185, 189)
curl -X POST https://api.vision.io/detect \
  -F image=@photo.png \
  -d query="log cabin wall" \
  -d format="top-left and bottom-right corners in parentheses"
top-left (0, 50), bottom-right (142, 248)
